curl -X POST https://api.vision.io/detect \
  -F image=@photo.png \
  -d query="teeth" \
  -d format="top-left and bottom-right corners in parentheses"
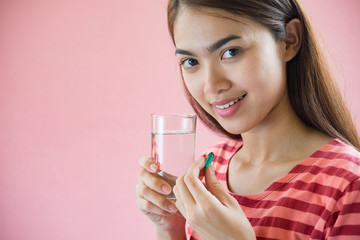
top-left (215, 95), bottom-right (245, 109)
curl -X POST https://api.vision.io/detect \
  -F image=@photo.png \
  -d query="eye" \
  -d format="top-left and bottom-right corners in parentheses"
top-left (180, 58), bottom-right (199, 69)
top-left (222, 48), bottom-right (240, 59)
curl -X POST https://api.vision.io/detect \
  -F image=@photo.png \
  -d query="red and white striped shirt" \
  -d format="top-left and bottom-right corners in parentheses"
top-left (187, 139), bottom-right (360, 239)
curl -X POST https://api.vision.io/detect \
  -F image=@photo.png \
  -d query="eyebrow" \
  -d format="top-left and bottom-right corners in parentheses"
top-left (175, 35), bottom-right (241, 56)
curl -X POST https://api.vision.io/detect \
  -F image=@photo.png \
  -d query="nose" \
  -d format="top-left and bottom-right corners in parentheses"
top-left (203, 64), bottom-right (231, 94)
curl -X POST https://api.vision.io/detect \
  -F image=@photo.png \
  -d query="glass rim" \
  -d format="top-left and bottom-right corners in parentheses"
top-left (151, 113), bottom-right (197, 119)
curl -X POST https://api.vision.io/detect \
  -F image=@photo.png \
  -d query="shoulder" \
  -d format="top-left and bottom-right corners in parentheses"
top-left (321, 141), bottom-right (360, 237)
top-left (309, 139), bottom-right (360, 191)
top-left (318, 139), bottom-right (360, 160)
top-left (314, 139), bottom-right (360, 174)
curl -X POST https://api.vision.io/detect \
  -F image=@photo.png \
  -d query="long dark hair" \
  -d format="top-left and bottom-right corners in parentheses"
top-left (167, 0), bottom-right (360, 149)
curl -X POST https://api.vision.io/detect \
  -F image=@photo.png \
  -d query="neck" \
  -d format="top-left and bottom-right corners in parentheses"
top-left (239, 97), bottom-right (331, 165)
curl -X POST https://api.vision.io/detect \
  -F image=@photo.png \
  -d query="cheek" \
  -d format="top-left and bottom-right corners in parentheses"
top-left (244, 49), bottom-right (286, 93)
top-left (183, 73), bottom-right (201, 96)
top-left (183, 77), bottom-right (211, 110)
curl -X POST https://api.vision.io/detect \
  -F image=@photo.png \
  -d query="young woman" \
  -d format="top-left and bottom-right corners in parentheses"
top-left (136, 0), bottom-right (360, 239)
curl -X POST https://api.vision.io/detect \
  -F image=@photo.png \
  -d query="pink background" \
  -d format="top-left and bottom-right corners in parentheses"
top-left (0, 0), bottom-right (359, 239)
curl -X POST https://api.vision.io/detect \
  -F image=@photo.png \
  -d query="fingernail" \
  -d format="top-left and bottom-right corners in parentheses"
top-left (162, 185), bottom-right (171, 194)
top-left (168, 204), bottom-right (178, 213)
top-left (150, 164), bottom-right (157, 172)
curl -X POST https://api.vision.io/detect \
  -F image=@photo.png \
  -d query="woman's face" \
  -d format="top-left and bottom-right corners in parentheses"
top-left (174, 7), bottom-right (290, 135)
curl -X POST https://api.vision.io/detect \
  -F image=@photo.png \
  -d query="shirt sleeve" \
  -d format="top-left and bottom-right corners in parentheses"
top-left (325, 178), bottom-right (360, 239)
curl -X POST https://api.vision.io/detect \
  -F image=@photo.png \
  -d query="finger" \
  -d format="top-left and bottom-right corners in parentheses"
top-left (204, 163), bottom-right (238, 207)
top-left (186, 157), bottom-right (206, 179)
top-left (176, 174), bottom-right (197, 205)
top-left (183, 158), bottom-right (213, 204)
top-left (139, 156), bottom-right (159, 173)
top-left (173, 185), bottom-right (186, 217)
top-left (136, 195), bottom-right (175, 216)
top-left (173, 174), bottom-right (198, 219)
top-left (138, 168), bottom-right (172, 195)
top-left (136, 182), bottom-right (178, 214)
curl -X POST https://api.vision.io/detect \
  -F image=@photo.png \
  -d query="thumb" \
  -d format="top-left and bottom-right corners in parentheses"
top-left (205, 163), bottom-right (237, 207)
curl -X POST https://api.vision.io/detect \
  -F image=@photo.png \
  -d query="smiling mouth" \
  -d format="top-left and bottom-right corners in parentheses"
top-left (215, 94), bottom-right (247, 109)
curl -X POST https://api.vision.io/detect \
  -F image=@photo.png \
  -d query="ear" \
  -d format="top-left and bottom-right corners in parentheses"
top-left (284, 18), bottom-right (302, 62)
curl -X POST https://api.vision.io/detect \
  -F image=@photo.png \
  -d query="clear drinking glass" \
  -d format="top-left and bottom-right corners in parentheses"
top-left (151, 113), bottom-right (197, 201)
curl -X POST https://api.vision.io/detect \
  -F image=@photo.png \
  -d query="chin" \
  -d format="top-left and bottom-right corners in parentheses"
top-left (222, 125), bottom-right (247, 136)
top-left (220, 120), bottom-right (256, 136)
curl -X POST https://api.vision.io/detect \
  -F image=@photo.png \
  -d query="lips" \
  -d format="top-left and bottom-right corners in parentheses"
top-left (214, 94), bottom-right (246, 109)
top-left (211, 93), bottom-right (247, 118)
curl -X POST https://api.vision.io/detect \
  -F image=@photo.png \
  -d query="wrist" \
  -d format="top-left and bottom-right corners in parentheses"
top-left (155, 218), bottom-right (186, 240)
top-left (156, 226), bottom-right (186, 240)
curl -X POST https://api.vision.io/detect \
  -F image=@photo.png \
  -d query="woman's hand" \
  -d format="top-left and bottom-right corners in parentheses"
top-left (136, 156), bottom-right (186, 239)
top-left (173, 158), bottom-right (256, 240)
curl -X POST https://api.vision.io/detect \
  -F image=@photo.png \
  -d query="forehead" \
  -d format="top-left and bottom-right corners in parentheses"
top-left (173, 7), bottom-right (265, 48)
